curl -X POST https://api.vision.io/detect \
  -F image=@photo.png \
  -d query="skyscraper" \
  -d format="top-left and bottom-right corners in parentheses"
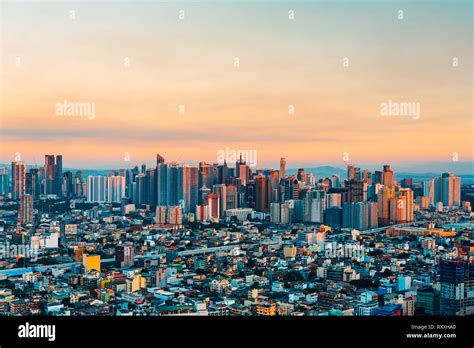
top-left (438, 172), bottom-right (461, 209)
top-left (213, 184), bottom-right (227, 217)
top-left (382, 165), bottom-right (394, 186)
top-left (377, 186), bottom-right (395, 226)
top-left (183, 165), bottom-right (199, 213)
top-left (198, 162), bottom-right (213, 192)
top-left (11, 161), bottom-right (26, 200)
top-left (440, 260), bottom-right (474, 315)
top-left (108, 175), bottom-right (126, 203)
top-left (423, 179), bottom-right (435, 206)
top-left (0, 167), bottom-right (8, 196)
top-left (279, 157), bottom-right (286, 181)
top-left (20, 194), bottom-right (34, 225)
top-left (87, 176), bottom-right (107, 203)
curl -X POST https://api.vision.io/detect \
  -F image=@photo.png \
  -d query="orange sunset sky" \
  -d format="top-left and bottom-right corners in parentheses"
top-left (1, 1), bottom-right (472, 169)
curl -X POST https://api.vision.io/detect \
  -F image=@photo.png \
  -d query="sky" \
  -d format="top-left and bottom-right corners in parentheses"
top-left (0, 0), bottom-right (472, 170)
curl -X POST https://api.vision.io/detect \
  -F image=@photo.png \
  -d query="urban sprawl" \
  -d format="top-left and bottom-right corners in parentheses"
top-left (0, 154), bottom-right (472, 316)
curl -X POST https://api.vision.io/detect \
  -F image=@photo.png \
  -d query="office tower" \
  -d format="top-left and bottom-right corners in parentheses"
top-left (343, 202), bottom-right (375, 230)
top-left (155, 206), bottom-right (167, 224)
top-left (235, 155), bottom-right (249, 186)
top-left (198, 162), bottom-right (213, 193)
top-left (25, 168), bottom-right (39, 199)
top-left (20, 194), bottom-right (34, 225)
top-left (436, 172), bottom-right (461, 209)
top-left (168, 206), bottom-right (183, 225)
top-left (213, 184), bottom-right (227, 217)
top-left (378, 186), bottom-right (395, 226)
top-left (156, 153), bottom-right (165, 165)
top-left (331, 174), bottom-right (341, 188)
top-left (306, 173), bottom-right (316, 186)
top-left (401, 178), bottom-right (413, 189)
top-left (55, 155), bottom-right (63, 195)
top-left (347, 179), bottom-right (367, 203)
top-left (182, 165), bottom-right (199, 213)
top-left (399, 188), bottom-right (414, 222)
top-left (280, 202), bottom-right (292, 224)
top-left (268, 170), bottom-right (280, 204)
top-left (390, 196), bottom-right (407, 224)
top-left (44, 156), bottom-right (55, 192)
top-left (225, 184), bottom-right (238, 210)
top-left (206, 193), bottom-right (220, 219)
top-left (440, 260), bottom-right (474, 315)
top-left (284, 177), bottom-right (299, 200)
top-left (0, 167), bottom-right (8, 196)
top-left (199, 186), bottom-right (211, 205)
top-left (62, 171), bottom-right (74, 198)
top-left (416, 287), bottom-right (440, 315)
top-left (107, 176), bottom-right (126, 203)
top-left (245, 180), bottom-right (256, 209)
top-left (373, 171), bottom-right (382, 185)
top-left (279, 158), bottom-right (286, 181)
top-left (145, 168), bottom-right (157, 206)
top-left (382, 165), bottom-right (394, 186)
top-left (310, 198), bottom-right (325, 223)
top-left (141, 163), bottom-right (146, 174)
top-left (44, 155), bottom-right (62, 196)
top-left (297, 168), bottom-right (307, 183)
top-left (74, 171), bottom-right (86, 197)
top-left (423, 179), bottom-right (435, 206)
top-left (134, 173), bottom-right (146, 206)
top-left (217, 161), bottom-right (228, 185)
top-left (87, 176), bottom-right (107, 203)
top-left (347, 164), bottom-right (356, 181)
top-left (255, 175), bottom-right (269, 213)
top-left (367, 202), bottom-right (378, 229)
top-left (270, 203), bottom-right (281, 224)
top-left (167, 163), bottom-right (183, 206)
top-left (156, 163), bottom-right (168, 205)
top-left (324, 207), bottom-right (343, 229)
top-left (11, 161), bottom-right (26, 200)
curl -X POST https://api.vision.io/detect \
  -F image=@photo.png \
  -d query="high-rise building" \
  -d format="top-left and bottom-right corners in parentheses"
top-left (20, 194), bottom-right (34, 225)
top-left (157, 163), bottom-right (168, 206)
top-left (156, 153), bottom-right (165, 165)
top-left (206, 193), bottom-right (220, 219)
top-left (377, 186), bottom-right (395, 226)
top-left (423, 179), bottom-right (435, 206)
top-left (182, 165), bottom-right (199, 213)
top-left (347, 164), bottom-right (356, 181)
top-left (155, 206), bottom-right (167, 224)
top-left (213, 184), bottom-right (227, 217)
top-left (435, 172), bottom-right (461, 209)
top-left (25, 168), bottom-right (39, 199)
top-left (44, 155), bottom-right (62, 196)
top-left (87, 176), bottom-right (107, 203)
top-left (279, 158), bottom-right (286, 181)
top-left (108, 175), bottom-right (126, 203)
top-left (0, 167), bottom-right (8, 196)
top-left (225, 184), bottom-right (238, 210)
top-left (235, 155), bottom-right (249, 186)
top-left (255, 175), bottom-right (269, 213)
top-left (167, 163), bottom-right (183, 206)
top-left (199, 162), bottom-right (213, 192)
top-left (399, 188), bottom-right (414, 222)
top-left (11, 161), bottom-right (26, 200)
top-left (62, 171), bottom-right (74, 198)
top-left (382, 165), bottom-right (394, 186)
top-left (440, 260), bottom-right (474, 315)
top-left (168, 206), bottom-right (183, 225)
